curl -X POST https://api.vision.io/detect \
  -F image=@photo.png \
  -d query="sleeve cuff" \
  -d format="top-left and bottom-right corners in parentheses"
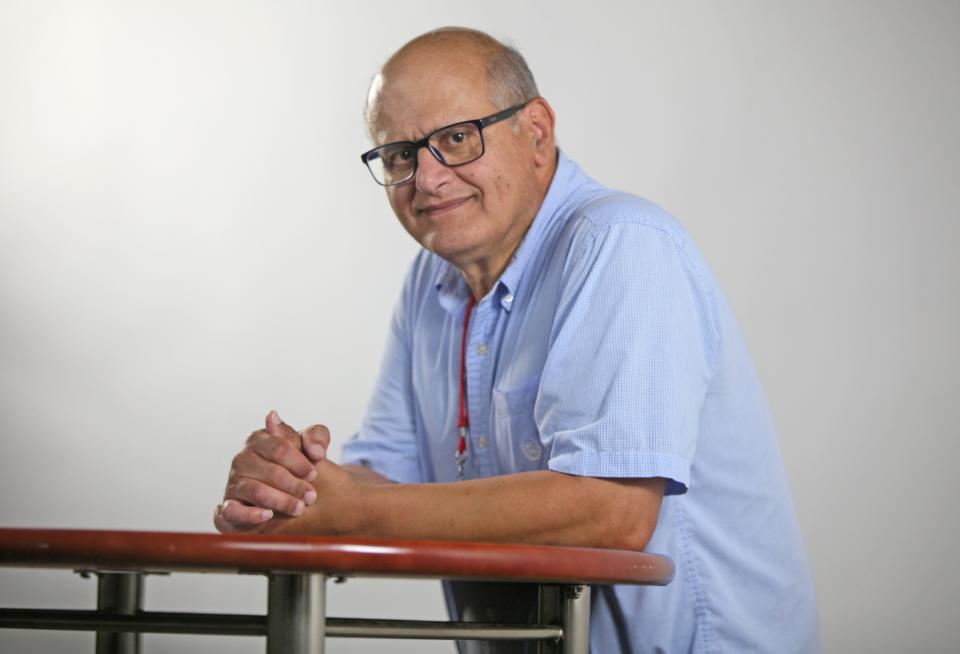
top-left (547, 450), bottom-right (690, 495)
top-left (339, 438), bottom-right (423, 484)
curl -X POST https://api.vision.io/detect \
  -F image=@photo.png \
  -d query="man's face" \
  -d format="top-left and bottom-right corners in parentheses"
top-left (371, 53), bottom-right (542, 274)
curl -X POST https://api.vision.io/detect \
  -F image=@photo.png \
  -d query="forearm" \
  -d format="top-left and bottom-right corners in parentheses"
top-left (361, 472), bottom-right (662, 549)
top-left (290, 464), bottom-right (664, 551)
top-left (342, 463), bottom-right (393, 484)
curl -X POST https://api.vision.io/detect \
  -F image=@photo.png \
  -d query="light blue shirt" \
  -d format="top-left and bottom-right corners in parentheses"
top-left (342, 151), bottom-right (819, 653)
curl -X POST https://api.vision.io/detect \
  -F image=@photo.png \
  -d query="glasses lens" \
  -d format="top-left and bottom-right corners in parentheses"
top-left (366, 142), bottom-right (417, 185)
top-left (429, 122), bottom-right (483, 166)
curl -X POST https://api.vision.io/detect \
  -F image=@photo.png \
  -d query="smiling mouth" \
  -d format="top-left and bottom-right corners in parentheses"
top-left (416, 196), bottom-right (472, 216)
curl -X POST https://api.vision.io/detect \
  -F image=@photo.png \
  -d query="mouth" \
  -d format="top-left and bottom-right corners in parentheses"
top-left (416, 196), bottom-right (472, 217)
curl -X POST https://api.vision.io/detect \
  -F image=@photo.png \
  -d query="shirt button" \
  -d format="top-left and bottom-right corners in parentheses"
top-left (478, 435), bottom-right (488, 448)
top-left (504, 294), bottom-right (514, 303)
top-left (476, 342), bottom-right (488, 356)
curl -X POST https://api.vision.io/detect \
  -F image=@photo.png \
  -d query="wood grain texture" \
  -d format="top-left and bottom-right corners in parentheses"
top-left (0, 529), bottom-right (674, 585)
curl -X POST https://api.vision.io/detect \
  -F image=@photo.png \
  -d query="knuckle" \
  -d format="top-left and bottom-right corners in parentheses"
top-left (266, 465), bottom-right (288, 489)
top-left (229, 452), bottom-right (247, 472)
top-left (235, 478), bottom-right (254, 499)
top-left (251, 484), bottom-right (272, 508)
top-left (286, 479), bottom-right (305, 499)
top-left (270, 440), bottom-right (291, 461)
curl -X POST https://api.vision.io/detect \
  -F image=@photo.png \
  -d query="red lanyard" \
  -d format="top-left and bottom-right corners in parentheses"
top-left (456, 294), bottom-right (475, 480)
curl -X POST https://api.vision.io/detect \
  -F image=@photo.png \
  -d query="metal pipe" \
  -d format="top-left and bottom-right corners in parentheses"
top-left (562, 585), bottom-right (591, 654)
top-left (267, 573), bottom-right (326, 654)
top-left (0, 609), bottom-right (563, 641)
top-left (0, 609), bottom-right (265, 635)
top-left (95, 572), bottom-right (142, 654)
top-left (326, 619), bottom-right (562, 641)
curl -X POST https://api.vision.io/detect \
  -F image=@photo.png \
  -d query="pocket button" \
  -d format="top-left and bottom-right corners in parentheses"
top-left (521, 439), bottom-right (542, 461)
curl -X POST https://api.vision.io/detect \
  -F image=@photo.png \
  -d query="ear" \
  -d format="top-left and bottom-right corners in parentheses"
top-left (524, 97), bottom-right (557, 167)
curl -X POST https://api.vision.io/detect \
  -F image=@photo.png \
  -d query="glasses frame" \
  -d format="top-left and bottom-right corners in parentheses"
top-left (360, 100), bottom-right (531, 186)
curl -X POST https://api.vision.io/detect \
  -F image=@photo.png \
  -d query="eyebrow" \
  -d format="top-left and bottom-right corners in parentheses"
top-left (383, 114), bottom-right (470, 145)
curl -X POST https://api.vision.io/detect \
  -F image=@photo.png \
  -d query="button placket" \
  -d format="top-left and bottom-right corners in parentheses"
top-left (465, 300), bottom-right (498, 478)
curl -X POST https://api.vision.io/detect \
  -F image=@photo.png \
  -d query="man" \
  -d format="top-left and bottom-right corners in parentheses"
top-left (214, 27), bottom-right (819, 653)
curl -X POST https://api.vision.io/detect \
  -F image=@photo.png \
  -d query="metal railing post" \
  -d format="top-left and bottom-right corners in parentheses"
top-left (561, 585), bottom-right (590, 654)
top-left (266, 573), bottom-right (326, 654)
top-left (95, 572), bottom-right (143, 654)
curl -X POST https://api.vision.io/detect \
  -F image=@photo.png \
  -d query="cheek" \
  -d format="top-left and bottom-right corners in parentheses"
top-left (460, 166), bottom-right (514, 210)
top-left (490, 171), bottom-right (517, 212)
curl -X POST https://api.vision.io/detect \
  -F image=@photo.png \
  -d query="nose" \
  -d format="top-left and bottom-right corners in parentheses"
top-left (414, 146), bottom-right (452, 194)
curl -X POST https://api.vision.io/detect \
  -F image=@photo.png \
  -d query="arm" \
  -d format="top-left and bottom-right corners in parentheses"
top-left (217, 415), bottom-right (664, 549)
top-left (341, 463), bottom-right (394, 485)
top-left (216, 414), bottom-right (664, 549)
top-left (261, 458), bottom-right (665, 551)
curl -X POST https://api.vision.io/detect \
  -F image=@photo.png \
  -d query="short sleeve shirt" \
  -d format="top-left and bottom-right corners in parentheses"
top-left (342, 151), bottom-right (819, 653)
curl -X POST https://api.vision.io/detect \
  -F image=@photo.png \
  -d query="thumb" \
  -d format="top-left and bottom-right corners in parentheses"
top-left (301, 424), bottom-right (330, 463)
top-left (265, 410), bottom-right (299, 440)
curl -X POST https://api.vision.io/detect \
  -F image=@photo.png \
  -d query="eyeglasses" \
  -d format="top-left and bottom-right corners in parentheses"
top-left (360, 101), bottom-right (530, 186)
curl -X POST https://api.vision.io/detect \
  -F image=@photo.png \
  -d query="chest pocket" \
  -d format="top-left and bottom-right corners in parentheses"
top-left (492, 375), bottom-right (547, 473)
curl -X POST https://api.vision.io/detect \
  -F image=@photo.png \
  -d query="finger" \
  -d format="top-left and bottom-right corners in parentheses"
top-left (247, 430), bottom-right (317, 481)
top-left (233, 453), bottom-right (317, 503)
top-left (229, 446), bottom-right (315, 500)
top-left (216, 500), bottom-right (274, 531)
top-left (213, 504), bottom-right (233, 533)
top-left (213, 504), bottom-right (250, 534)
top-left (265, 410), bottom-right (300, 440)
top-left (301, 424), bottom-right (330, 462)
top-left (226, 477), bottom-right (306, 516)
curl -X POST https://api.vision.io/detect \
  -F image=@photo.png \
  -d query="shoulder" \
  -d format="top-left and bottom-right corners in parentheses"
top-left (547, 188), bottom-right (723, 372)
top-left (566, 191), bottom-right (695, 256)
top-left (554, 190), bottom-right (715, 292)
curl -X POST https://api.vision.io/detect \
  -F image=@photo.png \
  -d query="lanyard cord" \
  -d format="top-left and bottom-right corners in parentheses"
top-left (456, 294), bottom-right (475, 480)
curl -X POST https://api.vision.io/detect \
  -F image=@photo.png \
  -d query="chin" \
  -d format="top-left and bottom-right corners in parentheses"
top-left (421, 231), bottom-right (481, 264)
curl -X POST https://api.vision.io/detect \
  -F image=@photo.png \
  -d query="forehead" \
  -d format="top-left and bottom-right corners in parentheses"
top-left (373, 53), bottom-right (497, 144)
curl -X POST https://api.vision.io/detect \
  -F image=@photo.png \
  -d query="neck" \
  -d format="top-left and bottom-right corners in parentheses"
top-left (459, 152), bottom-right (558, 300)
top-left (460, 259), bottom-right (509, 301)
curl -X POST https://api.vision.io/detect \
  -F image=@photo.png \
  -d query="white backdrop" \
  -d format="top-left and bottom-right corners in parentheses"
top-left (1, 1), bottom-right (958, 652)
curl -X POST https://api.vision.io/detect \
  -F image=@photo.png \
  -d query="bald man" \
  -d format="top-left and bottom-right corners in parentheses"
top-left (215, 28), bottom-right (819, 653)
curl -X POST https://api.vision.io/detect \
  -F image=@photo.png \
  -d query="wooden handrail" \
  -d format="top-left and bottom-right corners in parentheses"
top-left (0, 528), bottom-right (674, 586)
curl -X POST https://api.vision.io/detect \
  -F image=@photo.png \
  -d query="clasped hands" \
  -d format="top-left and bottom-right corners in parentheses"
top-left (213, 410), bottom-right (359, 535)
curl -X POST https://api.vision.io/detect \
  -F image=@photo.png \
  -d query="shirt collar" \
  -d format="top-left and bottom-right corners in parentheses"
top-left (435, 263), bottom-right (468, 315)
top-left (434, 149), bottom-right (584, 315)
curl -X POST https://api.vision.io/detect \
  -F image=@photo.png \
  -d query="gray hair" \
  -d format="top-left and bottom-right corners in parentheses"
top-left (484, 39), bottom-right (540, 109)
